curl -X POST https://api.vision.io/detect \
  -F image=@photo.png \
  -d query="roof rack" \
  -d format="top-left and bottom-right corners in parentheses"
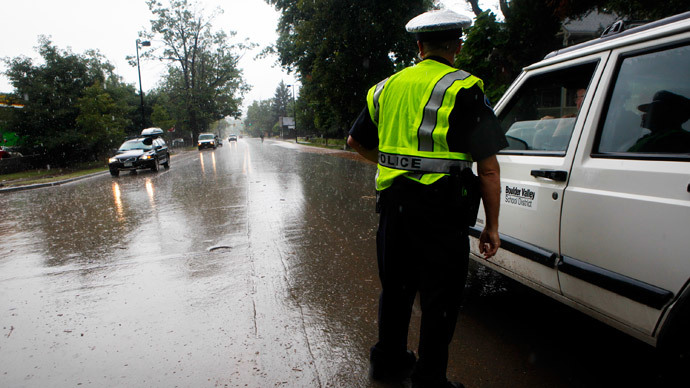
top-left (600, 19), bottom-right (649, 37)
top-left (141, 127), bottom-right (164, 138)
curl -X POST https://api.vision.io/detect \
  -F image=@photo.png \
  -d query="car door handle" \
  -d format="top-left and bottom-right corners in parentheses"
top-left (530, 169), bottom-right (568, 181)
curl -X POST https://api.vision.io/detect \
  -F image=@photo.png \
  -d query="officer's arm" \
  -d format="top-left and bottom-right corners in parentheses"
top-left (477, 155), bottom-right (501, 259)
top-left (347, 135), bottom-right (378, 164)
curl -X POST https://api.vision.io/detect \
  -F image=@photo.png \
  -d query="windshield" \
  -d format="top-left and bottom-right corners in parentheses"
top-left (119, 139), bottom-right (152, 151)
top-left (198, 134), bottom-right (214, 140)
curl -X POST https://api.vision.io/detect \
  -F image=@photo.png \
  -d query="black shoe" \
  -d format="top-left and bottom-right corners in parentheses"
top-left (370, 347), bottom-right (416, 381)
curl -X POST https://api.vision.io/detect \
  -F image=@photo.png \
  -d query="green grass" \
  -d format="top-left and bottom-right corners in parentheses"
top-left (299, 137), bottom-right (348, 149)
top-left (0, 162), bottom-right (107, 187)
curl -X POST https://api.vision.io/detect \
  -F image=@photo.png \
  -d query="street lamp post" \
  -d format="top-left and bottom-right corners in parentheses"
top-left (287, 84), bottom-right (297, 143)
top-left (136, 39), bottom-right (151, 129)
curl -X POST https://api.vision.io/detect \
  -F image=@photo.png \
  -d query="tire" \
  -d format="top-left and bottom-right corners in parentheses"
top-left (151, 158), bottom-right (160, 172)
top-left (162, 156), bottom-right (170, 169)
top-left (110, 168), bottom-right (119, 177)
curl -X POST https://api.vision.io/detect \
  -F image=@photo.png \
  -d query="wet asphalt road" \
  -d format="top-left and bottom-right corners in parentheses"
top-left (0, 138), bottom-right (681, 387)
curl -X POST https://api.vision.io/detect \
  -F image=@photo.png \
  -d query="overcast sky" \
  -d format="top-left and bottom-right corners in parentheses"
top-left (0, 0), bottom-right (499, 115)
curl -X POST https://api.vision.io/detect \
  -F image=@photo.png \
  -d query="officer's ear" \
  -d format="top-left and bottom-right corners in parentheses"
top-left (417, 40), bottom-right (425, 59)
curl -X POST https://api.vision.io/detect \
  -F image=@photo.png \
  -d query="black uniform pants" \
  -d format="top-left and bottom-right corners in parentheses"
top-left (373, 177), bottom-right (469, 382)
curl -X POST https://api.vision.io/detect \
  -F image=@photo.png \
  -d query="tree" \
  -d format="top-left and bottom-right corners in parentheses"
top-left (455, 11), bottom-right (512, 104)
top-left (137, 0), bottom-right (252, 142)
top-left (267, 0), bottom-right (433, 138)
top-left (4, 37), bottom-right (135, 165)
top-left (75, 81), bottom-right (131, 157)
top-left (239, 82), bottom-right (294, 139)
top-left (272, 81), bottom-right (292, 136)
top-left (244, 99), bottom-right (275, 137)
top-left (213, 117), bottom-right (232, 137)
top-left (272, 81), bottom-right (290, 120)
top-left (103, 78), bottom-right (142, 137)
top-left (456, 0), bottom-right (562, 104)
top-left (150, 103), bottom-right (176, 133)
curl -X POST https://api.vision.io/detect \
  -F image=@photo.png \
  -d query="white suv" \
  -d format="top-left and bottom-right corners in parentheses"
top-left (470, 11), bottom-right (690, 354)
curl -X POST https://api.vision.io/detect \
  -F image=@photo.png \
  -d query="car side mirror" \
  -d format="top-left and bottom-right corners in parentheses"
top-left (143, 138), bottom-right (153, 145)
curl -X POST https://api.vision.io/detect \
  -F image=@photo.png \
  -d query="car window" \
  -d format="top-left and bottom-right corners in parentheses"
top-left (119, 139), bottom-right (152, 151)
top-left (596, 43), bottom-right (690, 156)
top-left (199, 134), bottom-right (214, 140)
top-left (498, 62), bottom-right (598, 154)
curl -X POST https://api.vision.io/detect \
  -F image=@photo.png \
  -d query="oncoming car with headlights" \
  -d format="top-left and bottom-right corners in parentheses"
top-left (198, 133), bottom-right (217, 150)
top-left (108, 127), bottom-right (170, 177)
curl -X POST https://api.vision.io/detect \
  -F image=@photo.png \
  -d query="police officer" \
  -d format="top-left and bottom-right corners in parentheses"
top-left (347, 9), bottom-right (507, 388)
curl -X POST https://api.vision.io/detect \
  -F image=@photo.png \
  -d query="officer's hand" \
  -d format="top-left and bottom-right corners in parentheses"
top-left (479, 227), bottom-right (500, 259)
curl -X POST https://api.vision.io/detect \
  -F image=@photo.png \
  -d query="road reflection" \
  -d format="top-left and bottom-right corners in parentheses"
top-left (145, 178), bottom-right (155, 207)
top-left (199, 150), bottom-right (219, 176)
top-left (112, 181), bottom-right (124, 221)
top-left (243, 142), bottom-right (252, 174)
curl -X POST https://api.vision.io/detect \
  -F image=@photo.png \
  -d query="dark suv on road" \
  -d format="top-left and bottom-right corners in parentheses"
top-left (108, 128), bottom-right (170, 177)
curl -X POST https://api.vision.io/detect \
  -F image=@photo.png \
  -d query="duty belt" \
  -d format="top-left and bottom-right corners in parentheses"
top-left (378, 151), bottom-right (472, 174)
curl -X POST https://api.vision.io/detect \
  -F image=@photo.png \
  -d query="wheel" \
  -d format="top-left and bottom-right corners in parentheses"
top-left (109, 168), bottom-right (120, 177)
top-left (162, 156), bottom-right (170, 169)
top-left (151, 158), bottom-right (160, 172)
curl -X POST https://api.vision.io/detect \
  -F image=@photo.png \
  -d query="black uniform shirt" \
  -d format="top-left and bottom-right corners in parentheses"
top-left (349, 57), bottom-right (508, 163)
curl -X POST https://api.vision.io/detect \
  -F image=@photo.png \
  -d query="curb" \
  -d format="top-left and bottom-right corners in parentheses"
top-left (0, 170), bottom-right (109, 194)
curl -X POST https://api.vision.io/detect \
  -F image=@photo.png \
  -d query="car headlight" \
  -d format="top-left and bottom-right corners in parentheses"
top-left (108, 157), bottom-right (118, 163)
top-left (140, 154), bottom-right (153, 160)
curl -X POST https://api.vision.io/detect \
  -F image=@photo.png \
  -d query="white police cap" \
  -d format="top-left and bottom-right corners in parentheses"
top-left (405, 9), bottom-right (472, 34)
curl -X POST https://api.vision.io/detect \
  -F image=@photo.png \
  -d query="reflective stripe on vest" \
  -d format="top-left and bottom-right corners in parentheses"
top-left (370, 78), bottom-right (388, 124)
top-left (378, 151), bottom-right (472, 173)
top-left (418, 70), bottom-right (470, 152)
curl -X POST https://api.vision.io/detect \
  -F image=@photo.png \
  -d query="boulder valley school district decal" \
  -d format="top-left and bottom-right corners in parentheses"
top-left (503, 184), bottom-right (538, 211)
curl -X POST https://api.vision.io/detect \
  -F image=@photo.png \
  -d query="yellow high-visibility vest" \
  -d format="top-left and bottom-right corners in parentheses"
top-left (367, 59), bottom-right (483, 191)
